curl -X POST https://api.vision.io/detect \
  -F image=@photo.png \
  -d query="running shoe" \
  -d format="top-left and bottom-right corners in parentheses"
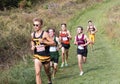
top-left (65, 63), bottom-right (68, 66)
top-left (60, 63), bottom-right (64, 68)
top-left (80, 71), bottom-right (84, 76)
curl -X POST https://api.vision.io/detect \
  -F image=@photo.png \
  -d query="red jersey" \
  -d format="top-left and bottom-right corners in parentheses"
top-left (59, 31), bottom-right (70, 44)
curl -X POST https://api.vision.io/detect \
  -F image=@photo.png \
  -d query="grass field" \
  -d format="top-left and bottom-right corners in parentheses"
top-left (52, 0), bottom-right (120, 84)
top-left (0, 0), bottom-right (120, 84)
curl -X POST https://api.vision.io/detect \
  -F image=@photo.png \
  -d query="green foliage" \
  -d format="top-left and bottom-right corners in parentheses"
top-left (0, 0), bottom-right (20, 10)
top-left (0, 59), bottom-right (36, 84)
top-left (0, 0), bottom-right (120, 84)
top-left (0, 13), bottom-right (32, 65)
top-left (0, 0), bottom-right (47, 10)
top-left (75, 0), bottom-right (87, 3)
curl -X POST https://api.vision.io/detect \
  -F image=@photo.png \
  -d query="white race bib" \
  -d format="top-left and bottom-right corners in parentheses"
top-left (36, 45), bottom-right (45, 52)
top-left (62, 37), bottom-right (68, 41)
top-left (78, 45), bottom-right (84, 50)
top-left (49, 46), bottom-right (57, 52)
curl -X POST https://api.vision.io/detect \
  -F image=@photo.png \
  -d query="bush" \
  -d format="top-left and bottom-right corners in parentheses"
top-left (0, 13), bottom-right (32, 68)
top-left (0, 0), bottom-right (49, 10)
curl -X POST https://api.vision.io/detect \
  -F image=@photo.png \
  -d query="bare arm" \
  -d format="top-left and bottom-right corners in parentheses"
top-left (56, 37), bottom-right (62, 49)
top-left (67, 30), bottom-right (72, 40)
top-left (83, 35), bottom-right (90, 46)
top-left (31, 33), bottom-right (35, 51)
top-left (74, 36), bottom-right (78, 45)
top-left (94, 26), bottom-right (98, 33)
top-left (86, 26), bottom-right (89, 33)
top-left (56, 37), bottom-right (61, 45)
top-left (42, 31), bottom-right (55, 46)
top-left (59, 31), bottom-right (62, 43)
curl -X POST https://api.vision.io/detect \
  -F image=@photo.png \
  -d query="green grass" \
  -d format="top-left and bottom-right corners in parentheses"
top-left (53, 0), bottom-right (120, 84)
top-left (0, 0), bottom-right (120, 84)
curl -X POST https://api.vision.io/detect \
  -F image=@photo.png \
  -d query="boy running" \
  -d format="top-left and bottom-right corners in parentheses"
top-left (59, 23), bottom-right (72, 67)
top-left (74, 26), bottom-right (90, 76)
top-left (31, 18), bottom-right (55, 84)
top-left (47, 28), bottom-right (61, 79)
top-left (87, 20), bottom-right (97, 50)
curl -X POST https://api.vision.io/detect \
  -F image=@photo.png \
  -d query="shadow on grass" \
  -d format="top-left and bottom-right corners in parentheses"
top-left (93, 46), bottom-right (106, 51)
top-left (68, 62), bottom-right (78, 67)
top-left (56, 62), bottom-right (78, 80)
top-left (58, 62), bottom-right (78, 69)
top-left (56, 73), bottom-right (78, 80)
top-left (85, 65), bottom-right (104, 73)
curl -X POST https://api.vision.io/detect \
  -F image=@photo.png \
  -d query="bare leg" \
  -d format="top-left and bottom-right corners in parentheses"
top-left (52, 63), bottom-right (58, 79)
top-left (61, 47), bottom-right (65, 67)
top-left (77, 55), bottom-right (84, 76)
top-left (90, 41), bottom-right (94, 50)
top-left (82, 56), bottom-right (87, 63)
top-left (65, 49), bottom-right (68, 62)
top-left (43, 62), bottom-right (52, 83)
top-left (91, 36), bottom-right (95, 51)
top-left (77, 55), bottom-right (83, 72)
top-left (34, 59), bottom-right (42, 84)
top-left (50, 61), bottom-right (53, 67)
top-left (50, 61), bottom-right (53, 74)
top-left (65, 49), bottom-right (69, 66)
top-left (89, 35), bottom-right (94, 51)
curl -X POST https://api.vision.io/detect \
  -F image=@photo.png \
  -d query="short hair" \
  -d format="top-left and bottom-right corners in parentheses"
top-left (88, 20), bottom-right (92, 23)
top-left (47, 27), bottom-right (56, 33)
top-left (33, 18), bottom-right (43, 25)
top-left (77, 26), bottom-right (83, 30)
top-left (61, 23), bottom-right (67, 27)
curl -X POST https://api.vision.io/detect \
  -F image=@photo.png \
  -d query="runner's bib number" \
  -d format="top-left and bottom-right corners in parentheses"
top-left (49, 46), bottom-right (57, 52)
top-left (78, 45), bottom-right (84, 50)
top-left (36, 45), bottom-right (45, 52)
top-left (62, 37), bottom-right (68, 41)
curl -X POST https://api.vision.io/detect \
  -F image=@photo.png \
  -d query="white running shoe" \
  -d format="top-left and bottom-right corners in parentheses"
top-left (65, 63), bottom-right (68, 66)
top-left (80, 71), bottom-right (84, 76)
top-left (60, 63), bottom-right (64, 68)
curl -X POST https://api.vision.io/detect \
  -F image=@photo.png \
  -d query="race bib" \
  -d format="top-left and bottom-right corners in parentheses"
top-left (78, 45), bottom-right (84, 50)
top-left (62, 37), bottom-right (68, 41)
top-left (36, 45), bottom-right (45, 52)
top-left (49, 46), bottom-right (57, 52)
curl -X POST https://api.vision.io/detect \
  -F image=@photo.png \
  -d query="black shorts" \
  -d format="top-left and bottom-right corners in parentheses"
top-left (51, 58), bottom-right (59, 63)
top-left (50, 51), bottom-right (59, 63)
top-left (62, 43), bottom-right (70, 49)
top-left (77, 48), bottom-right (88, 57)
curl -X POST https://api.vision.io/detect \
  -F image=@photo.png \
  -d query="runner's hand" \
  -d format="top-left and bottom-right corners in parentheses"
top-left (74, 42), bottom-right (78, 45)
top-left (31, 46), bottom-right (35, 50)
top-left (80, 44), bottom-right (85, 47)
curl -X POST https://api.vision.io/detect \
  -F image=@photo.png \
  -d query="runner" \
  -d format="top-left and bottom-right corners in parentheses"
top-left (59, 23), bottom-right (72, 67)
top-left (74, 26), bottom-right (90, 76)
top-left (47, 28), bottom-right (61, 79)
top-left (31, 18), bottom-right (55, 84)
top-left (87, 20), bottom-right (97, 50)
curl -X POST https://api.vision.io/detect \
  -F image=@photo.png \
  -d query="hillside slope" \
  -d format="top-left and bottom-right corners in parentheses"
top-left (53, 0), bottom-right (120, 84)
top-left (0, 0), bottom-right (120, 84)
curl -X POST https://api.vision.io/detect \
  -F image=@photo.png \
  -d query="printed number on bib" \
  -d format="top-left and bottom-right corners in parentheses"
top-left (78, 45), bottom-right (84, 50)
top-left (36, 45), bottom-right (45, 52)
top-left (62, 37), bottom-right (68, 41)
top-left (49, 46), bottom-right (57, 52)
